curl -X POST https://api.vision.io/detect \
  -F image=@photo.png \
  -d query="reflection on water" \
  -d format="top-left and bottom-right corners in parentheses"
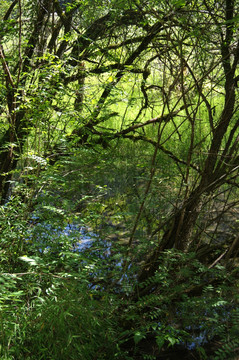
top-left (27, 219), bottom-right (233, 353)
top-left (27, 220), bottom-right (96, 253)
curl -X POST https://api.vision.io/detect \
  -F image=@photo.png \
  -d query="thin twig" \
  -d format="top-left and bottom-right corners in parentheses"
top-left (208, 249), bottom-right (228, 269)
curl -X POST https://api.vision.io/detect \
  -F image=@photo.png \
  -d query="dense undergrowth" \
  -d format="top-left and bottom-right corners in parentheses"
top-left (1, 145), bottom-right (239, 360)
top-left (1, 0), bottom-right (239, 358)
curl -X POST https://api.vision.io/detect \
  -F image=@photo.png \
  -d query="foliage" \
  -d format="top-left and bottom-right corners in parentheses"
top-left (11, 279), bottom-right (119, 360)
top-left (0, 0), bottom-right (239, 359)
top-left (213, 308), bottom-right (239, 360)
top-left (1, 198), bottom-right (238, 359)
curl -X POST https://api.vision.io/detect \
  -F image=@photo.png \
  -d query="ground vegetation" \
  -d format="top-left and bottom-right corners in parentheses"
top-left (0, 0), bottom-right (239, 358)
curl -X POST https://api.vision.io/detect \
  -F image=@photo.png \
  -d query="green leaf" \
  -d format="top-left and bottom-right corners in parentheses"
top-left (19, 256), bottom-right (38, 266)
top-left (134, 331), bottom-right (146, 344)
top-left (167, 336), bottom-right (178, 346)
top-left (156, 336), bottom-right (165, 351)
top-left (173, 0), bottom-right (186, 8)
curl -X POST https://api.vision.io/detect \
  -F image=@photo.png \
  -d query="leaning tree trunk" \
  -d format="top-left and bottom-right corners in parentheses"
top-left (137, 0), bottom-right (239, 285)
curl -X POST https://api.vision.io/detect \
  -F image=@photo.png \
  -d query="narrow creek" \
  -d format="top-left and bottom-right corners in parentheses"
top-left (26, 217), bottom-right (231, 358)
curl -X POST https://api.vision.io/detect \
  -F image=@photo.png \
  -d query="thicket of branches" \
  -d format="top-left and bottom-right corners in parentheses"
top-left (1, 0), bottom-right (239, 265)
top-left (0, 1), bottom-right (239, 357)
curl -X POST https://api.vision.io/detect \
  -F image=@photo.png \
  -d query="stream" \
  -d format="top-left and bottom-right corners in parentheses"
top-left (26, 219), bottom-right (226, 355)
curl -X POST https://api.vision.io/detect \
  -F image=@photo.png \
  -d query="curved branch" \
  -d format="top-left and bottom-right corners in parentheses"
top-left (3, 0), bottom-right (18, 21)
